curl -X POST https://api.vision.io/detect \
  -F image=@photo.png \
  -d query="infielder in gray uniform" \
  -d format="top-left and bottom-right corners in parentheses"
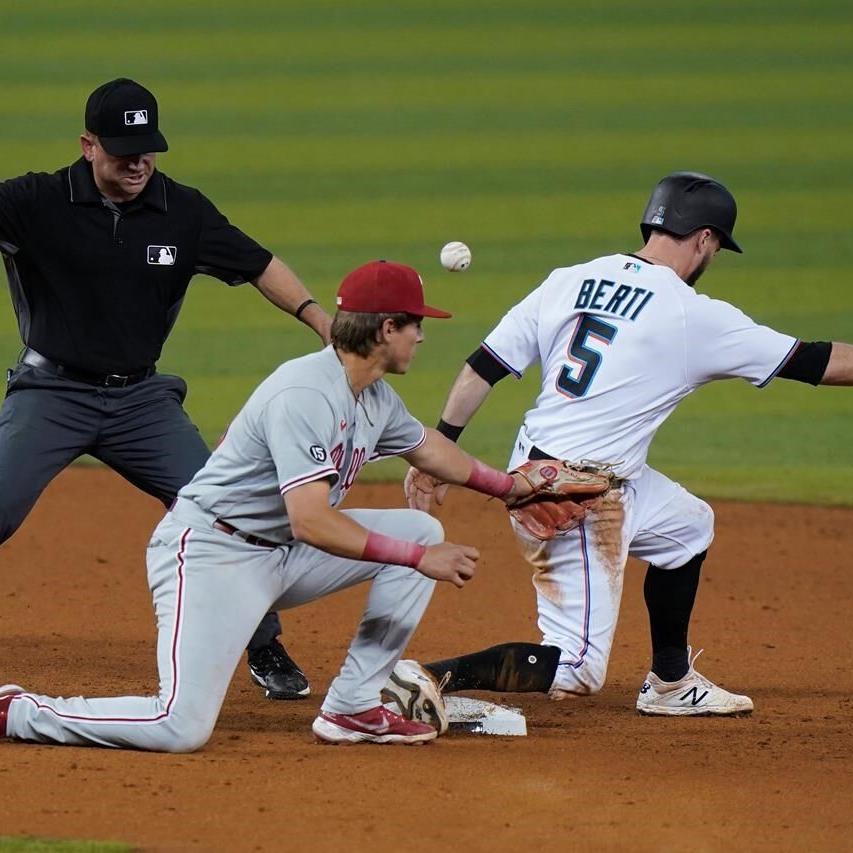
top-left (0, 260), bottom-right (538, 749)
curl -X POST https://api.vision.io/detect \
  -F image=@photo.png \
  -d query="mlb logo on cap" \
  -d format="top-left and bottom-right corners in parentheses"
top-left (124, 110), bottom-right (148, 126)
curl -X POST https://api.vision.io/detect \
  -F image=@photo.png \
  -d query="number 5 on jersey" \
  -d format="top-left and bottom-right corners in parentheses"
top-left (557, 314), bottom-right (618, 399)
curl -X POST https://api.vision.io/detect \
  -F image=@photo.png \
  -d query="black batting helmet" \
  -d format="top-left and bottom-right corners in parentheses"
top-left (640, 171), bottom-right (742, 253)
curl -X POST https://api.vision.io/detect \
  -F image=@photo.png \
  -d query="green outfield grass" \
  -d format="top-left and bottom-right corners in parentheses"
top-left (0, 840), bottom-right (129, 853)
top-left (1, 0), bottom-right (852, 503)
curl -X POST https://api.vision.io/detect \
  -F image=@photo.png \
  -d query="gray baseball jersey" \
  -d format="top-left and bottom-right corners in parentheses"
top-left (5, 344), bottom-right (442, 750)
top-left (179, 346), bottom-right (426, 542)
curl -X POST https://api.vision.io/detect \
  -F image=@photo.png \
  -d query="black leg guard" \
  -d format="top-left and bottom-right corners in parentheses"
top-left (424, 643), bottom-right (561, 693)
top-left (644, 549), bottom-right (706, 681)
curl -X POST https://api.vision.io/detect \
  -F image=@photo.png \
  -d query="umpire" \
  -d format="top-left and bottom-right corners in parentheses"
top-left (0, 78), bottom-right (328, 701)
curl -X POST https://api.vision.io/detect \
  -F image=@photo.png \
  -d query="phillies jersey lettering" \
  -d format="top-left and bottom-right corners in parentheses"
top-left (484, 253), bottom-right (798, 480)
top-left (180, 346), bottom-right (426, 542)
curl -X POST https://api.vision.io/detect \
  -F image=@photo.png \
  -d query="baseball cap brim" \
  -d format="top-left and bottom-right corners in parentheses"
top-left (420, 304), bottom-right (453, 319)
top-left (718, 231), bottom-right (743, 253)
top-left (99, 130), bottom-right (168, 157)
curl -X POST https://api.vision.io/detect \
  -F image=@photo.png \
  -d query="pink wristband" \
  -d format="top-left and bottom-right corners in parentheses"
top-left (465, 458), bottom-right (514, 499)
top-left (362, 531), bottom-right (427, 569)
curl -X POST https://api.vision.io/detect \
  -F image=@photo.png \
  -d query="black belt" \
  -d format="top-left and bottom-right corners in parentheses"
top-left (21, 348), bottom-right (155, 388)
top-left (212, 518), bottom-right (281, 549)
top-left (529, 444), bottom-right (556, 460)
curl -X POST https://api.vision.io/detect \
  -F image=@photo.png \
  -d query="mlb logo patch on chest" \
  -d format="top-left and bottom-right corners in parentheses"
top-left (147, 245), bottom-right (177, 265)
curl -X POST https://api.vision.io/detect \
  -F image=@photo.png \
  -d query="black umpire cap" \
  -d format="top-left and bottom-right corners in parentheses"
top-left (85, 78), bottom-right (168, 157)
top-left (640, 171), bottom-right (742, 253)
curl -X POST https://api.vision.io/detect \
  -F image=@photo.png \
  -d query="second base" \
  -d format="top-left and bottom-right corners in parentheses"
top-left (445, 696), bottom-right (527, 736)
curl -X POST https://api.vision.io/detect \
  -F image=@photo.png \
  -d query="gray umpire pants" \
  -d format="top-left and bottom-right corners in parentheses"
top-left (0, 361), bottom-right (281, 647)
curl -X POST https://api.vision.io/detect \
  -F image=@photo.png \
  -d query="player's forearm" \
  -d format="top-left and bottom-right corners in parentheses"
top-left (287, 501), bottom-right (371, 559)
top-left (253, 256), bottom-right (332, 344)
top-left (820, 342), bottom-right (853, 385)
top-left (288, 501), bottom-right (429, 568)
top-left (405, 430), bottom-right (520, 499)
top-left (405, 429), bottom-right (477, 484)
top-left (439, 364), bottom-right (492, 429)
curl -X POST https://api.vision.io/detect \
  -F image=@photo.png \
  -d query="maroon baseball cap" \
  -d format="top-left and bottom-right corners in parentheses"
top-left (336, 260), bottom-right (452, 318)
top-left (85, 78), bottom-right (168, 156)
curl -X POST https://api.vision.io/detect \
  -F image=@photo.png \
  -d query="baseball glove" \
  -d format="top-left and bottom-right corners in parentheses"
top-left (505, 460), bottom-right (615, 541)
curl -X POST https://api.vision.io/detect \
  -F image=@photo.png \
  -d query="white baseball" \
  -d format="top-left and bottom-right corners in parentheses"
top-left (440, 241), bottom-right (472, 272)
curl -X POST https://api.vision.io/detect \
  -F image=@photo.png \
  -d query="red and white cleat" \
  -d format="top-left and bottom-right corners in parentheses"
top-left (312, 705), bottom-right (437, 745)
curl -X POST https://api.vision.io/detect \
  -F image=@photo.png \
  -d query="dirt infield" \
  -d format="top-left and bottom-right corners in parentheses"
top-left (1, 468), bottom-right (851, 852)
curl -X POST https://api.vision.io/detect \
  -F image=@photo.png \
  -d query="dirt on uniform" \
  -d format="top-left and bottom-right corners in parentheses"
top-left (1, 468), bottom-right (851, 852)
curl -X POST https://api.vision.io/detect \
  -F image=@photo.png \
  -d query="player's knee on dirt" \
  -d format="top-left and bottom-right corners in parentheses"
top-left (550, 648), bottom-right (609, 696)
top-left (149, 713), bottom-right (216, 754)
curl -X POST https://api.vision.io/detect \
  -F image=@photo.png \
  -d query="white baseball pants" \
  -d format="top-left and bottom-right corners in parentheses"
top-left (509, 437), bottom-right (714, 695)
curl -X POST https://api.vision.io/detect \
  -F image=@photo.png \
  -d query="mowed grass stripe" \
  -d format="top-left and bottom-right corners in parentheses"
top-left (1, 12), bottom-right (851, 70)
top-left (4, 124), bottom-right (852, 182)
top-left (3, 0), bottom-right (851, 33)
top-left (0, 839), bottom-right (130, 852)
top-left (3, 59), bottom-right (853, 110)
top-left (5, 100), bottom-right (853, 144)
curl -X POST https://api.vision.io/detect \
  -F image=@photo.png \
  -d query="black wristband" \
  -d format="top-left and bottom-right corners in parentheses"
top-left (436, 419), bottom-right (465, 442)
top-left (295, 298), bottom-right (317, 320)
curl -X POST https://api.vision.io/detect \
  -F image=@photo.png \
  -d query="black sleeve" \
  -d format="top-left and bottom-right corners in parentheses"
top-left (0, 174), bottom-right (35, 252)
top-left (466, 345), bottom-right (511, 386)
top-left (776, 341), bottom-right (832, 385)
top-left (193, 191), bottom-right (274, 285)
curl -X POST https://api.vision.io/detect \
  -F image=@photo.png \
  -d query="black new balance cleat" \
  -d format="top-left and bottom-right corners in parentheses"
top-left (248, 640), bottom-right (310, 700)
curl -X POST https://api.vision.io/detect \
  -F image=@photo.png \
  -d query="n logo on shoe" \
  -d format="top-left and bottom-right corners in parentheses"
top-left (679, 686), bottom-right (709, 706)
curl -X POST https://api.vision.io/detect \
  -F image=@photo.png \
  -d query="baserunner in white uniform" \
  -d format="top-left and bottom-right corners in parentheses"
top-left (0, 260), bottom-right (538, 749)
top-left (393, 172), bottom-right (853, 721)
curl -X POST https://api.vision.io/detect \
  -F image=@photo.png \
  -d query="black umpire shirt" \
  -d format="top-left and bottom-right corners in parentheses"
top-left (0, 158), bottom-right (273, 374)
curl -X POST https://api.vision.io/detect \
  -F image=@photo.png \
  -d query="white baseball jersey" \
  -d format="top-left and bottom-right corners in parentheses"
top-left (179, 345), bottom-right (426, 542)
top-left (484, 253), bottom-right (798, 480)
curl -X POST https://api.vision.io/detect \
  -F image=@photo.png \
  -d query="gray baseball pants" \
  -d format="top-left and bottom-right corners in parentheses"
top-left (5, 500), bottom-right (440, 750)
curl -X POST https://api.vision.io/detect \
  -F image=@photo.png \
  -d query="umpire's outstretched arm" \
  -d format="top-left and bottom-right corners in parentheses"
top-left (253, 256), bottom-right (332, 345)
